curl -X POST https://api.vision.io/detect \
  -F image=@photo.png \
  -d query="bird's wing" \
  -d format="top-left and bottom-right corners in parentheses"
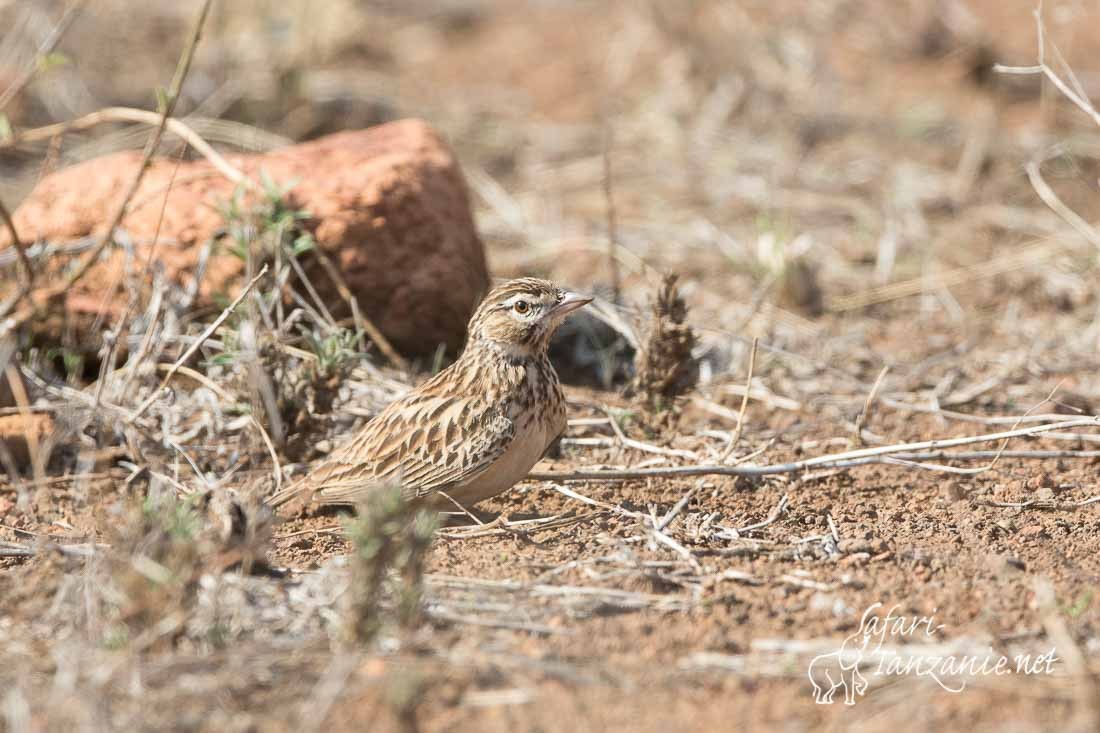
top-left (270, 392), bottom-right (514, 509)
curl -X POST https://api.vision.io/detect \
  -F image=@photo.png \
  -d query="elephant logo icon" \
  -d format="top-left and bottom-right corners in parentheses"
top-left (807, 648), bottom-right (869, 705)
top-left (807, 604), bottom-right (886, 705)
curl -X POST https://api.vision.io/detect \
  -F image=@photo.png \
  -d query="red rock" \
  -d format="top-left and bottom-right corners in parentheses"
top-left (0, 413), bottom-right (54, 469)
top-left (2, 119), bottom-right (489, 356)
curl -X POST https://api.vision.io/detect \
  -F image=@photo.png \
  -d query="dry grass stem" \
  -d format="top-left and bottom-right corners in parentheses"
top-left (853, 365), bottom-right (890, 446)
top-left (531, 417), bottom-right (1100, 481)
top-left (0, 199), bottom-right (31, 288)
top-left (128, 264), bottom-right (268, 423)
top-left (993, 6), bottom-right (1100, 129)
top-left (728, 337), bottom-right (758, 450)
top-left (311, 246), bottom-right (407, 371)
top-left (1025, 158), bottom-right (1100, 251)
top-left (2, 107), bottom-right (258, 189)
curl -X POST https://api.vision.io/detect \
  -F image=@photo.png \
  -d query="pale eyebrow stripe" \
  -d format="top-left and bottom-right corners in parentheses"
top-left (500, 291), bottom-right (550, 309)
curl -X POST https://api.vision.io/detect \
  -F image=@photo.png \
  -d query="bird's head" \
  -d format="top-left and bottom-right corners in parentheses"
top-left (466, 277), bottom-right (592, 357)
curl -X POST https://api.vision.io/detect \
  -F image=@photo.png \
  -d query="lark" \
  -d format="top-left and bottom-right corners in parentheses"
top-left (270, 278), bottom-right (591, 513)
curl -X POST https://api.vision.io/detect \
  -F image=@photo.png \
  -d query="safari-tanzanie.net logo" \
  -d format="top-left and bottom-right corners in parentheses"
top-left (807, 602), bottom-right (1060, 705)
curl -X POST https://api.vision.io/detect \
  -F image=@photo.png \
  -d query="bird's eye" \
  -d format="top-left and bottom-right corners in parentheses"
top-left (513, 300), bottom-right (530, 314)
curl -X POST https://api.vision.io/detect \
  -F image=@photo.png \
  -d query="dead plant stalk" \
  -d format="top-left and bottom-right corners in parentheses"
top-left (730, 337), bottom-right (758, 447)
top-left (127, 264), bottom-right (268, 423)
top-left (530, 417), bottom-right (1100, 481)
top-left (1, 107), bottom-right (256, 190)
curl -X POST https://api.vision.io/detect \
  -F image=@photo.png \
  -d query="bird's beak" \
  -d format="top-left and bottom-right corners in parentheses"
top-left (550, 291), bottom-right (593, 318)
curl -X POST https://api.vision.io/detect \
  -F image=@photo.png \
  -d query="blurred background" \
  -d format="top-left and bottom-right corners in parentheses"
top-left (3, 0), bottom-right (1099, 339)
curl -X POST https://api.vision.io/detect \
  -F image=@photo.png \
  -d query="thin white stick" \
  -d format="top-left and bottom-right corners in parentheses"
top-left (529, 418), bottom-right (1100, 481)
top-left (5, 106), bottom-right (257, 189)
top-left (603, 407), bottom-right (698, 460)
top-left (1025, 158), bottom-right (1100, 251)
top-left (729, 337), bottom-right (758, 449)
top-left (250, 415), bottom-right (283, 492)
top-left (127, 265), bottom-right (268, 422)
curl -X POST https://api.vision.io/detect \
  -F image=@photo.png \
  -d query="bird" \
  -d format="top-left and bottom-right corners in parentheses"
top-left (270, 277), bottom-right (592, 513)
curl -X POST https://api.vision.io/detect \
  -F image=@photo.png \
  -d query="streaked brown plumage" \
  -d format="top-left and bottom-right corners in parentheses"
top-left (270, 278), bottom-right (592, 512)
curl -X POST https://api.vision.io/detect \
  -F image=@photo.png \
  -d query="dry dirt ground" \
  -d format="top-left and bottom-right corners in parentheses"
top-left (3, 1), bottom-right (1100, 731)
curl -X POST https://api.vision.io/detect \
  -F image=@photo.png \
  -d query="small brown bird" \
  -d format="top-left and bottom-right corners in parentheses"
top-left (271, 278), bottom-right (592, 512)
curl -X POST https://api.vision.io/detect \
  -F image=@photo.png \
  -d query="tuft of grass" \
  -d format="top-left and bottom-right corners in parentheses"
top-left (44, 345), bottom-right (85, 384)
top-left (217, 172), bottom-right (313, 265)
top-left (104, 491), bottom-right (208, 649)
top-left (1065, 590), bottom-right (1093, 619)
top-left (303, 325), bottom-right (360, 381)
top-left (146, 490), bottom-right (204, 541)
top-left (210, 172), bottom-right (365, 457)
top-left (343, 484), bottom-right (438, 644)
top-left (101, 487), bottom-right (271, 651)
top-left (633, 273), bottom-right (698, 414)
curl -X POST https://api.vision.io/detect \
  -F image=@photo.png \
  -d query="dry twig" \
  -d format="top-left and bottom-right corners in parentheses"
top-left (993, 5), bottom-right (1100, 129)
top-left (2, 107), bottom-right (256, 189)
top-left (0, 199), bottom-right (32, 288)
top-left (994, 4), bottom-right (1100, 252)
top-left (728, 337), bottom-right (758, 450)
top-left (530, 417), bottom-right (1100, 481)
top-left (127, 264), bottom-right (268, 423)
top-left (311, 246), bottom-right (407, 371)
top-left (853, 365), bottom-right (890, 446)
